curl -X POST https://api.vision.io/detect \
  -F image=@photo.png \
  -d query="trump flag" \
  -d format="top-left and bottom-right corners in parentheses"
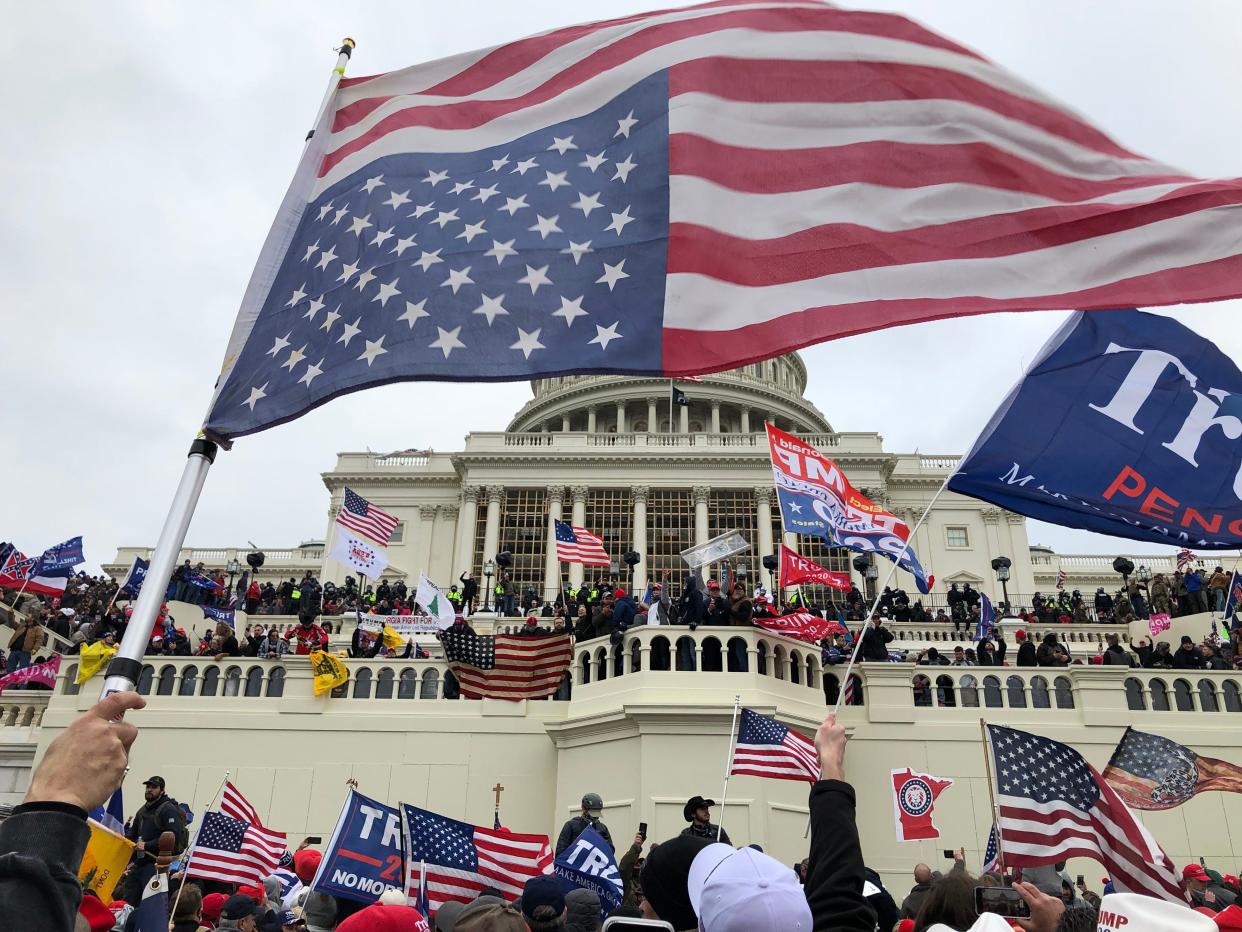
top-left (202, 3), bottom-right (1242, 442)
top-left (950, 310), bottom-right (1242, 549)
top-left (779, 543), bottom-right (850, 590)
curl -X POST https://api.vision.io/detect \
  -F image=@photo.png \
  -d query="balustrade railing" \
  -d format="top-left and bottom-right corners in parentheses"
top-left (0, 692), bottom-right (49, 729)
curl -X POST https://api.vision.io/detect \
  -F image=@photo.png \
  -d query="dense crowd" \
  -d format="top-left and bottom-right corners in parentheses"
top-left (10, 689), bottom-right (1238, 932)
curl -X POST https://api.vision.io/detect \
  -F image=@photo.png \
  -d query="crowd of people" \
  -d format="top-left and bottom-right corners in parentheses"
top-left (17, 688), bottom-right (1238, 932)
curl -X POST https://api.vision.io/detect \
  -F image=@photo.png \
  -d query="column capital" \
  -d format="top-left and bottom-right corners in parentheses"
top-left (631, 485), bottom-right (649, 505)
top-left (586, 403), bottom-right (597, 413)
top-left (570, 485), bottom-right (590, 504)
top-left (485, 485), bottom-right (505, 503)
top-left (710, 399), bottom-right (721, 410)
top-left (692, 485), bottom-right (712, 504)
top-left (418, 504), bottom-right (439, 520)
top-left (1004, 510), bottom-right (1026, 525)
top-left (441, 504), bottom-right (460, 519)
top-left (547, 484), bottom-right (567, 503)
top-left (646, 396), bottom-right (661, 405)
top-left (752, 486), bottom-right (772, 506)
top-left (981, 507), bottom-right (1002, 525)
top-left (460, 485), bottom-right (482, 505)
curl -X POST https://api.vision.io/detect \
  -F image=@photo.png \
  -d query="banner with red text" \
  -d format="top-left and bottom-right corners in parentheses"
top-left (779, 544), bottom-right (851, 590)
top-left (754, 611), bottom-right (846, 646)
top-left (0, 654), bottom-right (61, 693)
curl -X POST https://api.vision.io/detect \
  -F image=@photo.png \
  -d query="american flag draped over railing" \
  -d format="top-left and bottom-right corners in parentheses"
top-left (439, 630), bottom-right (573, 700)
top-left (202, 0), bottom-right (1242, 442)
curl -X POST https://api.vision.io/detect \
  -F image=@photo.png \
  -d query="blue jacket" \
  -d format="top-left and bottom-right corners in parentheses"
top-left (612, 595), bottom-right (637, 630)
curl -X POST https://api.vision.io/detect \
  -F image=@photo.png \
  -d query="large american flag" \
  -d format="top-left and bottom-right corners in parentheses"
top-left (553, 520), bottom-right (610, 566)
top-left (730, 708), bottom-right (820, 783)
top-left (401, 803), bottom-right (552, 910)
top-left (187, 810), bottom-right (287, 886)
top-left (985, 724), bottom-right (1185, 903)
top-left (337, 487), bottom-right (400, 546)
top-left (202, 1), bottom-right (1242, 442)
top-left (1101, 727), bottom-right (1242, 812)
top-left (439, 629), bottom-right (573, 700)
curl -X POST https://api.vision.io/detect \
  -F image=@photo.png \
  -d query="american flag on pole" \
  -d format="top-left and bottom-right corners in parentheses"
top-left (187, 810), bottom-right (287, 886)
top-left (1055, 567), bottom-right (1067, 590)
top-left (981, 824), bottom-right (1000, 875)
top-left (401, 803), bottom-right (552, 910)
top-left (201, 1), bottom-right (1242, 442)
top-left (439, 629), bottom-right (573, 700)
top-left (985, 724), bottom-right (1185, 903)
top-left (730, 708), bottom-right (820, 783)
top-left (337, 487), bottom-right (400, 546)
top-left (1176, 549), bottom-right (1196, 572)
top-left (553, 520), bottom-right (610, 566)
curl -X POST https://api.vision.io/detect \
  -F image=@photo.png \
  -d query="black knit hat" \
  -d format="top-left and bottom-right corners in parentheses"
top-left (640, 835), bottom-right (713, 929)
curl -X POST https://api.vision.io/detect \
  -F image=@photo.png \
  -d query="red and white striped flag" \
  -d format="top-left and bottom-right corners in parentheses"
top-left (553, 520), bottom-right (610, 566)
top-left (1056, 567), bottom-right (1067, 590)
top-left (440, 631), bottom-right (574, 700)
top-left (730, 708), bottom-right (820, 783)
top-left (186, 782), bottom-right (287, 886)
top-left (337, 487), bottom-right (400, 547)
top-left (985, 724), bottom-right (1185, 903)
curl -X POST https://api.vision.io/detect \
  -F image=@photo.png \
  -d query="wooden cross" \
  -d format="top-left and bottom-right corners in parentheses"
top-left (493, 782), bottom-right (505, 812)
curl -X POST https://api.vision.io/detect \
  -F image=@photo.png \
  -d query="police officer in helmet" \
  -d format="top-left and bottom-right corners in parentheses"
top-left (555, 791), bottom-right (614, 855)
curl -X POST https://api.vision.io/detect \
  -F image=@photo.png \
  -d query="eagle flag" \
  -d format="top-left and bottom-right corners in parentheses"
top-left (1102, 727), bottom-right (1242, 811)
top-left (768, 424), bottom-right (931, 593)
top-left (201, 2), bottom-right (1242, 442)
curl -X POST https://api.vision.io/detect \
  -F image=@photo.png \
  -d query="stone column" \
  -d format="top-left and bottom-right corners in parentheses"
top-left (755, 487), bottom-right (774, 590)
top-left (679, 404), bottom-right (690, 433)
top-left (416, 504), bottom-right (438, 582)
top-left (544, 486), bottom-right (566, 603)
top-left (646, 397), bottom-right (658, 433)
top-left (569, 485), bottom-right (589, 587)
top-left (693, 486), bottom-right (711, 580)
top-left (454, 487), bottom-right (480, 576)
top-left (740, 407), bottom-right (751, 433)
top-left (561, 414), bottom-right (571, 432)
top-left (436, 505), bottom-right (458, 583)
top-left (616, 400), bottom-right (627, 434)
top-left (710, 400), bottom-right (721, 433)
top-left (481, 486), bottom-right (504, 571)
top-left (631, 486), bottom-right (649, 591)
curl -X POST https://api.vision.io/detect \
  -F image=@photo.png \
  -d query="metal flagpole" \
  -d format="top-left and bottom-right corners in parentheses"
top-left (715, 694), bottom-right (742, 841)
top-left (978, 719), bottom-right (1006, 876)
top-left (103, 40), bottom-right (356, 695)
top-left (831, 473), bottom-right (954, 716)
top-left (167, 768), bottom-right (231, 921)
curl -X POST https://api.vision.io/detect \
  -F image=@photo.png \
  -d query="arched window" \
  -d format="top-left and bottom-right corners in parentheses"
top-left (845, 673), bottom-right (862, 705)
top-left (702, 637), bottom-right (723, 673)
top-left (136, 665), bottom-right (154, 695)
top-left (982, 675), bottom-right (1002, 708)
top-left (179, 665), bottom-right (199, 697)
top-left (773, 646), bottom-right (787, 681)
top-left (789, 650), bottom-right (802, 685)
top-left (420, 669), bottom-right (440, 699)
top-left (1224, 680), bottom-right (1242, 712)
top-left (398, 669), bottom-right (419, 699)
top-left (1173, 678), bottom-right (1194, 711)
top-left (201, 666), bottom-right (220, 697)
top-left (244, 666), bottom-right (264, 697)
top-left (156, 665), bottom-right (177, 696)
top-left (223, 666), bottom-right (242, 697)
top-left (936, 674), bottom-right (956, 707)
top-left (594, 647), bottom-right (609, 681)
top-left (1030, 676), bottom-right (1051, 709)
top-left (376, 667), bottom-right (395, 699)
top-left (1149, 678), bottom-right (1170, 711)
top-left (64, 665), bottom-right (80, 695)
top-left (913, 674), bottom-right (932, 707)
top-left (353, 668), bottom-right (373, 699)
top-left (1124, 677), bottom-right (1145, 711)
top-left (1006, 676), bottom-right (1027, 708)
top-left (824, 673), bottom-right (840, 705)
top-left (266, 666), bottom-right (285, 697)
top-left (959, 674), bottom-right (979, 708)
top-left (649, 637), bottom-right (670, 672)
top-left (630, 638), bottom-right (642, 673)
top-left (804, 654), bottom-right (819, 688)
top-left (579, 651), bottom-right (593, 683)
top-left (1198, 679), bottom-right (1219, 712)
top-left (676, 636), bottom-right (697, 672)
top-left (756, 640), bottom-right (769, 676)
top-left (1053, 676), bottom-right (1075, 709)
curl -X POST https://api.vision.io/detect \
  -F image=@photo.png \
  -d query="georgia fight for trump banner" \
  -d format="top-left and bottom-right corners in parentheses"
top-left (768, 424), bottom-right (932, 592)
top-left (950, 309), bottom-right (1242, 549)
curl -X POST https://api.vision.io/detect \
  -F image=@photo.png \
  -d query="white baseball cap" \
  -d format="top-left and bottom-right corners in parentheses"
top-left (1096, 892), bottom-right (1215, 932)
top-left (687, 843), bottom-right (812, 932)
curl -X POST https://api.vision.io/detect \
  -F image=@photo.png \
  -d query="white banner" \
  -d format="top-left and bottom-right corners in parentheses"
top-left (329, 528), bottom-right (389, 579)
top-left (357, 615), bottom-right (440, 636)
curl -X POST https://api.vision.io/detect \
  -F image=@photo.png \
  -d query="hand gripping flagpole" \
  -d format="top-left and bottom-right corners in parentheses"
top-left (832, 473), bottom-right (953, 716)
top-left (102, 39), bottom-right (356, 695)
top-left (716, 694), bottom-right (742, 842)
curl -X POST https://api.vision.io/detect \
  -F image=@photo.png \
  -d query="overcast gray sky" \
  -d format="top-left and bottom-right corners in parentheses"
top-left (7, 1), bottom-right (1241, 572)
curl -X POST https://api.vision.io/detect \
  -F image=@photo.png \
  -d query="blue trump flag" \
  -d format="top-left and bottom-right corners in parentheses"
top-left (554, 825), bottom-right (623, 920)
top-left (36, 536), bottom-right (84, 577)
top-left (312, 789), bottom-right (404, 904)
top-left (1223, 570), bottom-right (1242, 628)
top-left (119, 557), bottom-right (150, 598)
top-left (202, 606), bottom-right (236, 628)
top-left (974, 593), bottom-right (996, 642)
top-left (950, 309), bottom-right (1242, 549)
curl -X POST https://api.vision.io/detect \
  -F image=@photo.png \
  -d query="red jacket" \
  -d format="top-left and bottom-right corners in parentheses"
top-left (284, 623), bottom-right (327, 654)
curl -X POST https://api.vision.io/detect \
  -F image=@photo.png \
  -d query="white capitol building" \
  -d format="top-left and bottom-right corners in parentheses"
top-left (7, 357), bottom-right (1239, 893)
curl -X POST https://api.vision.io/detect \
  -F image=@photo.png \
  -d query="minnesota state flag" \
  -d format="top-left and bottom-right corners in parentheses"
top-left (309, 650), bottom-right (349, 696)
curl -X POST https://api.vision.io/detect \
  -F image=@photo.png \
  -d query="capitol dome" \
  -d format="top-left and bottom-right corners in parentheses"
top-left (506, 353), bottom-right (832, 435)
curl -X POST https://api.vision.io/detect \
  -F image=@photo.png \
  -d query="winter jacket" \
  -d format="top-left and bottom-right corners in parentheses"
top-left (681, 820), bottom-right (731, 846)
top-left (555, 815), bottom-right (613, 856)
top-left (0, 804), bottom-right (91, 932)
top-left (805, 780), bottom-right (875, 932)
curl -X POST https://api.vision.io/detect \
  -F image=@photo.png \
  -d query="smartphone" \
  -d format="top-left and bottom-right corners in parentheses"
top-left (602, 920), bottom-right (675, 931)
top-left (305, 836), bottom-right (323, 845)
top-left (638, 822), bottom-right (648, 841)
top-left (975, 886), bottom-right (1030, 919)
top-left (943, 849), bottom-right (954, 859)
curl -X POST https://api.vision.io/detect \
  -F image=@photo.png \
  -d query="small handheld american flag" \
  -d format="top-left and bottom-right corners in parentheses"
top-left (553, 520), bottom-right (610, 566)
top-left (730, 708), bottom-right (820, 783)
top-left (981, 824), bottom-right (1001, 875)
top-left (187, 782), bottom-right (287, 887)
top-left (337, 487), bottom-right (399, 546)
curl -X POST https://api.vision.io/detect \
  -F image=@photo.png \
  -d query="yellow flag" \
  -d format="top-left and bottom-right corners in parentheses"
top-left (381, 624), bottom-right (407, 652)
top-left (79, 819), bottom-right (135, 903)
top-left (77, 642), bottom-right (118, 684)
top-left (309, 649), bottom-right (349, 696)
